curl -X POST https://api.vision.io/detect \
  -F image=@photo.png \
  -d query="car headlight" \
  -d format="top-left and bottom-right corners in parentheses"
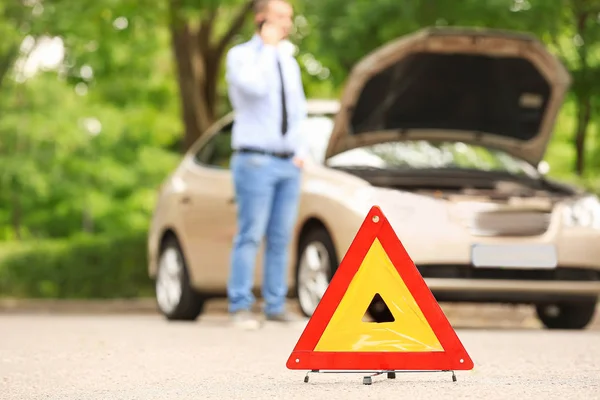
top-left (562, 195), bottom-right (600, 229)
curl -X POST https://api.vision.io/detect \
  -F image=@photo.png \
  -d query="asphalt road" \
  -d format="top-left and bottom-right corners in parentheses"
top-left (1, 306), bottom-right (600, 400)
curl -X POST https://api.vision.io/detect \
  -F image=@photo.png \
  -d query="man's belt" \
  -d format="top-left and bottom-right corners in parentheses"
top-left (235, 147), bottom-right (294, 159)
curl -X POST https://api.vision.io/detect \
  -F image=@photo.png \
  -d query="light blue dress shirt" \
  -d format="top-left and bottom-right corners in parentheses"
top-left (225, 34), bottom-right (308, 158)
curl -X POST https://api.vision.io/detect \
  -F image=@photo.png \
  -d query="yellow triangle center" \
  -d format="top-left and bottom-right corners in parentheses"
top-left (314, 238), bottom-right (444, 353)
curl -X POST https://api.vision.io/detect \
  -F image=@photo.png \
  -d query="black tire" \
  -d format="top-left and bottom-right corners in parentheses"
top-left (295, 227), bottom-right (338, 318)
top-left (155, 236), bottom-right (205, 321)
top-left (535, 299), bottom-right (598, 330)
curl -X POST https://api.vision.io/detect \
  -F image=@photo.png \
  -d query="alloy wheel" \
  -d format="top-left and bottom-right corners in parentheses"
top-left (156, 246), bottom-right (184, 315)
top-left (297, 241), bottom-right (331, 316)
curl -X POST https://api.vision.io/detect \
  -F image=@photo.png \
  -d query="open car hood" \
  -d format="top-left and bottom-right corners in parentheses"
top-left (324, 27), bottom-right (572, 166)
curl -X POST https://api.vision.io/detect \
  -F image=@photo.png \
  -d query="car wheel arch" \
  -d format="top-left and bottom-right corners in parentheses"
top-left (296, 217), bottom-right (340, 265)
top-left (159, 228), bottom-right (179, 252)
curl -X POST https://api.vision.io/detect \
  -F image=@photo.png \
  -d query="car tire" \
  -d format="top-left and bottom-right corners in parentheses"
top-left (295, 227), bottom-right (338, 318)
top-left (155, 236), bottom-right (205, 321)
top-left (535, 299), bottom-right (598, 330)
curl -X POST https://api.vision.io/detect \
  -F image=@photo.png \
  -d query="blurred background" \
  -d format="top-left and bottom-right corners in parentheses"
top-left (0, 0), bottom-right (599, 301)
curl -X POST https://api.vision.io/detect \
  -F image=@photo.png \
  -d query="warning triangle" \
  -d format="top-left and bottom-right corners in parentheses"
top-left (287, 206), bottom-right (474, 371)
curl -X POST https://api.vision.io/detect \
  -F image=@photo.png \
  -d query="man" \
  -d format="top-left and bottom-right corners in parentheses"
top-left (225, 0), bottom-right (307, 330)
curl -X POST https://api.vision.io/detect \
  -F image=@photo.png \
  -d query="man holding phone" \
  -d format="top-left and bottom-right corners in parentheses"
top-left (225, 0), bottom-right (308, 330)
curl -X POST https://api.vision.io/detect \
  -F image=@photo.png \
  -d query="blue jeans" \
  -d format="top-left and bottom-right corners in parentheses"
top-left (228, 152), bottom-right (302, 316)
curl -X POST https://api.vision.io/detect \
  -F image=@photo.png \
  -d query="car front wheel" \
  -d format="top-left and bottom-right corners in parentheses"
top-left (155, 236), bottom-right (205, 321)
top-left (296, 228), bottom-right (338, 318)
top-left (535, 299), bottom-right (597, 330)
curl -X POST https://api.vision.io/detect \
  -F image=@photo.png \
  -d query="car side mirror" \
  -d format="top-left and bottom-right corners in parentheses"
top-left (537, 161), bottom-right (550, 175)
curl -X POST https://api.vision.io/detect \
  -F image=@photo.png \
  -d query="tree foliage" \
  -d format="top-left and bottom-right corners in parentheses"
top-left (1, 0), bottom-right (600, 247)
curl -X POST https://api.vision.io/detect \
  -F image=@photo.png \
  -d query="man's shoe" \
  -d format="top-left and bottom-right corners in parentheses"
top-left (265, 311), bottom-right (300, 323)
top-left (230, 310), bottom-right (261, 330)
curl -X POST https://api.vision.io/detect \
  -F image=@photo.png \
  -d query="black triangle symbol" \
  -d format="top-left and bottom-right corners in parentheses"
top-left (363, 293), bottom-right (395, 323)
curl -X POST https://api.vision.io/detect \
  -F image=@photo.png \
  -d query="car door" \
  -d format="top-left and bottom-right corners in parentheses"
top-left (177, 123), bottom-right (240, 290)
top-left (180, 123), bottom-right (268, 291)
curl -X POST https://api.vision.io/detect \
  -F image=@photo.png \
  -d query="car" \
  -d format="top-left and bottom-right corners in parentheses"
top-left (148, 26), bottom-right (600, 330)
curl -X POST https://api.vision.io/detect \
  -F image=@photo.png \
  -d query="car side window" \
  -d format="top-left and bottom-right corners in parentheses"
top-left (194, 123), bottom-right (233, 169)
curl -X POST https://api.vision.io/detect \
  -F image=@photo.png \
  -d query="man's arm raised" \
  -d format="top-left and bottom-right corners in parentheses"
top-left (225, 22), bottom-right (283, 97)
top-left (225, 44), bottom-right (276, 97)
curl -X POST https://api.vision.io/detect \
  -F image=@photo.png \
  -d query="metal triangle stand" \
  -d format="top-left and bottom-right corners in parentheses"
top-left (303, 369), bottom-right (457, 385)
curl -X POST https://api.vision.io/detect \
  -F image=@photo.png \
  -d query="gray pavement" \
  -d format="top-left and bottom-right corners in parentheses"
top-left (1, 305), bottom-right (600, 400)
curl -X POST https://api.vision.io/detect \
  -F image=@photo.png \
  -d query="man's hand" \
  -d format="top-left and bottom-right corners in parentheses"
top-left (292, 156), bottom-right (304, 169)
top-left (260, 21), bottom-right (283, 46)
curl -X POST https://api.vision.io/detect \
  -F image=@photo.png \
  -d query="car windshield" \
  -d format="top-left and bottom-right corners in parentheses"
top-left (300, 115), bottom-right (540, 178)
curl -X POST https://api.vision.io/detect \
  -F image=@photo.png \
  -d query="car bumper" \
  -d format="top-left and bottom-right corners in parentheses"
top-left (403, 233), bottom-right (600, 272)
top-left (427, 277), bottom-right (600, 295)
top-left (425, 277), bottom-right (600, 304)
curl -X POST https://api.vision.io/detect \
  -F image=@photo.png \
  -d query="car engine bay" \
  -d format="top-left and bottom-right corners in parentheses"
top-left (333, 166), bottom-right (578, 205)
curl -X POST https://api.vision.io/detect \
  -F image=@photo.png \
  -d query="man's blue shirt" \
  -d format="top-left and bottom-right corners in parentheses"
top-left (225, 34), bottom-right (308, 157)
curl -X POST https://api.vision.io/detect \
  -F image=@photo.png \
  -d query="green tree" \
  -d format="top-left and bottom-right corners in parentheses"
top-left (167, 0), bottom-right (255, 151)
top-left (0, 2), bottom-right (29, 90)
top-left (543, 0), bottom-right (600, 176)
top-left (0, 1), bottom-right (182, 240)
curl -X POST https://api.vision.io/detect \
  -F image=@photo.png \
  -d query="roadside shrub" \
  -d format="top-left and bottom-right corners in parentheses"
top-left (0, 230), bottom-right (154, 299)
